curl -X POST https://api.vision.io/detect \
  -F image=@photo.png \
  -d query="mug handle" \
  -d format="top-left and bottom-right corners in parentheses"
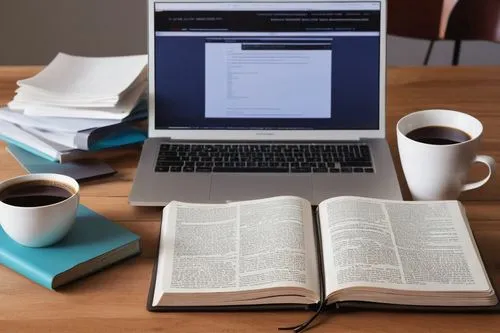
top-left (461, 155), bottom-right (496, 192)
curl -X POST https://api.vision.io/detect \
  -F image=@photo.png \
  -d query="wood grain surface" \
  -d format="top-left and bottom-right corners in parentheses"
top-left (1, 66), bottom-right (500, 332)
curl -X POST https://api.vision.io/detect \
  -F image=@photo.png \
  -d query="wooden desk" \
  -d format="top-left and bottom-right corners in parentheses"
top-left (1, 66), bottom-right (500, 332)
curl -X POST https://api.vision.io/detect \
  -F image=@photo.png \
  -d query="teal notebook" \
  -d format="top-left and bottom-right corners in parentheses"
top-left (0, 205), bottom-right (141, 290)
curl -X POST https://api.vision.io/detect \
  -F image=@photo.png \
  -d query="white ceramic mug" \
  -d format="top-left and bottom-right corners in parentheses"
top-left (397, 109), bottom-right (496, 201)
top-left (0, 173), bottom-right (79, 247)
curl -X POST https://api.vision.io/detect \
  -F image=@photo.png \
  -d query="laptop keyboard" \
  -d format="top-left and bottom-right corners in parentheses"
top-left (154, 143), bottom-right (373, 173)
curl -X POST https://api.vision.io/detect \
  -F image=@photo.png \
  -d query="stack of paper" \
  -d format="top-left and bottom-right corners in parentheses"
top-left (0, 53), bottom-right (148, 162)
top-left (8, 52), bottom-right (148, 120)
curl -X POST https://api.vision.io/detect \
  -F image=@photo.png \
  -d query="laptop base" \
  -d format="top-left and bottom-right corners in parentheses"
top-left (129, 138), bottom-right (402, 206)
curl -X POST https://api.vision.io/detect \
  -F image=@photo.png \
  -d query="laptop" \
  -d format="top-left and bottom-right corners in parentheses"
top-left (129, 0), bottom-right (402, 206)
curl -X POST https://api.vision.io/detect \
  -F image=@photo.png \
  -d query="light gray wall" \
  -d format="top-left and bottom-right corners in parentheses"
top-left (1, 0), bottom-right (500, 66)
top-left (0, 0), bottom-right (147, 65)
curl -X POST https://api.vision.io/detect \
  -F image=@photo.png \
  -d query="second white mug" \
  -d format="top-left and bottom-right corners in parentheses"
top-left (397, 109), bottom-right (495, 201)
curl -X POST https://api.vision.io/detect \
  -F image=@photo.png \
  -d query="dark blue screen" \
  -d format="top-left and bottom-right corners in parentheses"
top-left (154, 9), bottom-right (381, 130)
top-left (154, 4), bottom-right (385, 130)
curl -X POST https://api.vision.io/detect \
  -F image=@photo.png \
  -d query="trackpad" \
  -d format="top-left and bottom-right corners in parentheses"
top-left (210, 174), bottom-right (313, 202)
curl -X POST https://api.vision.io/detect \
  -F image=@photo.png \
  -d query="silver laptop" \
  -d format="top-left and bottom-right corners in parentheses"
top-left (129, 0), bottom-right (402, 206)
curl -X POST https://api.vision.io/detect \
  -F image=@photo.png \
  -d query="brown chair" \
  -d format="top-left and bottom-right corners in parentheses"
top-left (388, 0), bottom-right (458, 65)
top-left (445, 0), bottom-right (500, 65)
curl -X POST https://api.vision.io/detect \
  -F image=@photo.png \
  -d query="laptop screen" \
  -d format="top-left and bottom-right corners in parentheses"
top-left (153, 2), bottom-right (382, 131)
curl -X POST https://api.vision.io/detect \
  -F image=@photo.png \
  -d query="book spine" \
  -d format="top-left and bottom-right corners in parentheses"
top-left (84, 126), bottom-right (147, 151)
top-left (0, 249), bottom-right (54, 290)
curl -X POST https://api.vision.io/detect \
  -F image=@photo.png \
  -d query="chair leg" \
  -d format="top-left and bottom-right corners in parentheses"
top-left (452, 40), bottom-right (462, 66)
top-left (424, 40), bottom-right (435, 65)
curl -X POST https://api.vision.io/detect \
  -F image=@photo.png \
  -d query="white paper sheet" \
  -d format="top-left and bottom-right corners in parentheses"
top-left (0, 109), bottom-right (122, 132)
top-left (9, 81), bottom-right (146, 119)
top-left (17, 52), bottom-right (147, 98)
top-left (13, 86), bottom-right (119, 107)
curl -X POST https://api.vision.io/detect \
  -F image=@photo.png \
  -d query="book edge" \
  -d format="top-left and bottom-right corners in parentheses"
top-left (53, 240), bottom-right (141, 290)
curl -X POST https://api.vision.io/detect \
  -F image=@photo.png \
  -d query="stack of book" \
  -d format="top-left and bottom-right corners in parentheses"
top-left (0, 53), bottom-right (148, 163)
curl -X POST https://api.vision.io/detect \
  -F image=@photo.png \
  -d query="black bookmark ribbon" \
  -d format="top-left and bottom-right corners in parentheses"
top-left (278, 301), bottom-right (329, 333)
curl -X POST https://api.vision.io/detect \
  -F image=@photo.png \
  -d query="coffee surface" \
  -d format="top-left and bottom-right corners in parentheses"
top-left (0, 182), bottom-right (73, 207)
top-left (406, 126), bottom-right (471, 145)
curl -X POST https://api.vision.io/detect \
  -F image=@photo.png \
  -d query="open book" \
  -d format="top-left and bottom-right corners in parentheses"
top-left (147, 196), bottom-right (499, 312)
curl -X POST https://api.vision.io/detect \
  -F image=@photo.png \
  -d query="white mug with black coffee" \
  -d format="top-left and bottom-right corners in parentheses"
top-left (0, 173), bottom-right (79, 247)
top-left (397, 109), bottom-right (496, 201)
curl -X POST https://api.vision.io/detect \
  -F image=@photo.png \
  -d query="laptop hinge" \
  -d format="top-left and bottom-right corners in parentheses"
top-left (152, 137), bottom-right (375, 143)
top-left (359, 137), bottom-right (381, 142)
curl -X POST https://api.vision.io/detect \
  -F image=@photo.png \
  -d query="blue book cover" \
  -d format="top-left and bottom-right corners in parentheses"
top-left (0, 205), bottom-right (141, 290)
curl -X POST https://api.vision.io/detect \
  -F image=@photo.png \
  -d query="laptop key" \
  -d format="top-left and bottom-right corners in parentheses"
top-left (341, 167), bottom-right (353, 173)
top-left (291, 167), bottom-right (311, 173)
top-left (195, 167), bottom-right (212, 172)
top-left (155, 166), bottom-right (169, 172)
top-left (341, 161), bottom-right (372, 167)
top-left (161, 151), bottom-right (178, 157)
top-left (313, 167), bottom-right (328, 173)
top-left (353, 168), bottom-right (364, 173)
top-left (213, 167), bottom-right (288, 173)
top-left (164, 161), bottom-right (184, 167)
top-left (170, 166), bottom-right (182, 172)
top-left (365, 168), bottom-right (374, 173)
top-left (157, 156), bottom-right (180, 162)
top-left (196, 162), bottom-right (211, 168)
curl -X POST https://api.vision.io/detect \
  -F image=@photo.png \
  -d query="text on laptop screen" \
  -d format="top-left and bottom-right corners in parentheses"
top-left (154, 2), bottom-right (381, 130)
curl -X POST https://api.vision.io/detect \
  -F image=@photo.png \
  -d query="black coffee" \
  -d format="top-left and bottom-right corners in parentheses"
top-left (0, 181), bottom-right (74, 207)
top-left (406, 126), bottom-right (471, 145)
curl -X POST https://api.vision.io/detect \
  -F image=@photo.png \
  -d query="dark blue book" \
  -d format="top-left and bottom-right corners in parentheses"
top-left (6, 144), bottom-right (116, 181)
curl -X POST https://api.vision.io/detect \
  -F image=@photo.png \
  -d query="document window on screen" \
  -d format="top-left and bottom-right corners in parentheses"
top-left (205, 38), bottom-right (332, 119)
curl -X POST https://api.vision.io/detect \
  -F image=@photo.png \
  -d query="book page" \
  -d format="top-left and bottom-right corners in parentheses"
top-left (0, 119), bottom-right (60, 160)
top-left (153, 196), bottom-right (320, 306)
top-left (22, 127), bottom-right (77, 148)
top-left (318, 197), bottom-right (492, 296)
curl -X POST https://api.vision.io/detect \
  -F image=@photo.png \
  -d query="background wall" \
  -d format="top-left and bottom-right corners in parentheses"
top-left (0, 0), bottom-right (147, 64)
top-left (1, 0), bottom-right (500, 66)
